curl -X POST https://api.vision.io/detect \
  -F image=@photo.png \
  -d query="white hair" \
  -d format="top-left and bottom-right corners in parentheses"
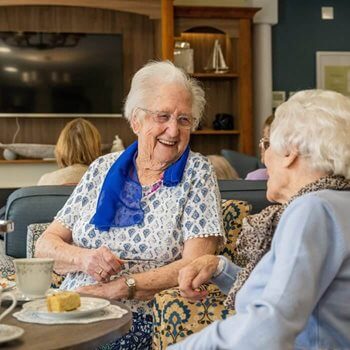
top-left (123, 60), bottom-right (205, 130)
top-left (270, 89), bottom-right (350, 179)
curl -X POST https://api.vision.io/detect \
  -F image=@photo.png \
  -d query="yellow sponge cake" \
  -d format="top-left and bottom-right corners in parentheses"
top-left (47, 291), bottom-right (81, 312)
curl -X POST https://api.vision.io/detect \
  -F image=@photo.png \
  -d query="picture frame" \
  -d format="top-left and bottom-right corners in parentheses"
top-left (316, 51), bottom-right (350, 96)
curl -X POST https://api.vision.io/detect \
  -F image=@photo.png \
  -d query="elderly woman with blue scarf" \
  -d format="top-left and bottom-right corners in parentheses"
top-left (35, 61), bottom-right (224, 350)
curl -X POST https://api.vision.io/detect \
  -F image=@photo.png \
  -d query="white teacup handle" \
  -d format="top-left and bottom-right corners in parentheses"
top-left (0, 291), bottom-right (17, 321)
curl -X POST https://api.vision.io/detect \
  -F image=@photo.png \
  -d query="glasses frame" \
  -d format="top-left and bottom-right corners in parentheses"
top-left (137, 107), bottom-right (193, 130)
top-left (259, 137), bottom-right (270, 151)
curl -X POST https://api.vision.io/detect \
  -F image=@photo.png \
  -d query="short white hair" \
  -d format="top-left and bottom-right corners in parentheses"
top-left (123, 60), bottom-right (205, 130)
top-left (271, 89), bottom-right (350, 179)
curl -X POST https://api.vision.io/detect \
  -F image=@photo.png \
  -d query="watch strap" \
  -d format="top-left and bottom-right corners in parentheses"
top-left (124, 276), bottom-right (136, 300)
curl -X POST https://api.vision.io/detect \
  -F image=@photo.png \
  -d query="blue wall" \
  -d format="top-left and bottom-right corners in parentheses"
top-left (272, 0), bottom-right (350, 94)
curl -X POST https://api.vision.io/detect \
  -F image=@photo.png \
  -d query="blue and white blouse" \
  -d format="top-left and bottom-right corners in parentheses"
top-left (56, 151), bottom-right (224, 314)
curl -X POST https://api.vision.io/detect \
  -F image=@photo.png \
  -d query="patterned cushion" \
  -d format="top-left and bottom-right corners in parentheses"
top-left (219, 199), bottom-right (251, 267)
top-left (27, 223), bottom-right (64, 289)
top-left (152, 199), bottom-right (251, 349)
top-left (0, 239), bottom-right (15, 278)
top-left (26, 223), bottom-right (50, 258)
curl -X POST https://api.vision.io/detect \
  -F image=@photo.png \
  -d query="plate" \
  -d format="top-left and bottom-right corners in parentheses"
top-left (23, 297), bottom-right (110, 320)
top-left (0, 279), bottom-right (16, 292)
top-left (0, 324), bottom-right (24, 344)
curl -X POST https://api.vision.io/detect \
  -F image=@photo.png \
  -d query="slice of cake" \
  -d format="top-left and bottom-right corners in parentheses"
top-left (47, 291), bottom-right (81, 312)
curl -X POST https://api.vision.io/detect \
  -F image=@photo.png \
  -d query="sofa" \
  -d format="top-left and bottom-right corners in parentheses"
top-left (0, 187), bottom-right (18, 219)
top-left (218, 179), bottom-right (269, 214)
top-left (2, 181), bottom-right (268, 259)
top-left (3, 185), bottom-right (75, 258)
top-left (220, 149), bottom-right (264, 178)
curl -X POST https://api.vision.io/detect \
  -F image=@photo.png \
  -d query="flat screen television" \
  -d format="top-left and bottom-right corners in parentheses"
top-left (0, 32), bottom-right (123, 117)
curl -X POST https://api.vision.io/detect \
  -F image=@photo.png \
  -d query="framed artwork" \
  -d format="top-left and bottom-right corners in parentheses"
top-left (316, 51), bottom-right (350, 96)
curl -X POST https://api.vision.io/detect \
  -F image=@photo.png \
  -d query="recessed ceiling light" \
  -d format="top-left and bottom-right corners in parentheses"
top-left (322, 7), bottom-right (334, 20)
top-left (4, 66), bottom-right (18, 73)
top-left (0, 47), bottom-right (11, 53)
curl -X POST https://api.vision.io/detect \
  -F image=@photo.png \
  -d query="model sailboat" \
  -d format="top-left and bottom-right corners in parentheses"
top-left (204, 39), bottom-right (229, 73)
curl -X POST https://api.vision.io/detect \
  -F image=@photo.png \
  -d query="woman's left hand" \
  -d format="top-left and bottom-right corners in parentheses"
top-left (76, 278), bottom-right (128, 300)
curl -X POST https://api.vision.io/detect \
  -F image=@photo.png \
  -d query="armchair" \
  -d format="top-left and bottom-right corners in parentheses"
top-left (152, 199), bottom-right (250, 349)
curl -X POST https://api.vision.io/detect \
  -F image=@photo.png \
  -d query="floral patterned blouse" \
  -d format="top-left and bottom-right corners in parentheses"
top-left (56, 151), bottom-right (224, 314)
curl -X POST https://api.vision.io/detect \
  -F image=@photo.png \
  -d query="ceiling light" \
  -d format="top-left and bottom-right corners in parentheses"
top-left (0, 47), bottom-right (11, 53)
top-left (4, 66), bottom-right (18, 73)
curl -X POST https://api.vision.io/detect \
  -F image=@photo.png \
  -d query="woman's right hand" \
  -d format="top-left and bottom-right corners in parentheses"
top-left (81, 246), bottom-right (124, 282)
top-left (178, 254), bottom-right (219, 301)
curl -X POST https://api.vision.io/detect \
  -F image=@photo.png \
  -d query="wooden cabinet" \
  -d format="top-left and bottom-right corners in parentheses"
top-left (161, 2), bottom-right (259, 155)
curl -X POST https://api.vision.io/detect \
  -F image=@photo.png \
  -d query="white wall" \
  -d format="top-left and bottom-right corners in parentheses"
top-left (0, 162), bottom-right (58, 188)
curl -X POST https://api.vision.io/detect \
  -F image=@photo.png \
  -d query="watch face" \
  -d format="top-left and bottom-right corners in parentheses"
top-left (126, 277), bottom-right (136, 287)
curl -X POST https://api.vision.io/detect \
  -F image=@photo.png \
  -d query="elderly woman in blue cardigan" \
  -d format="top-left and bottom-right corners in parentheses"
top-left (170, 89), bottom-right (350, 350)
top-left (36, 61), bottom-right (223, 350)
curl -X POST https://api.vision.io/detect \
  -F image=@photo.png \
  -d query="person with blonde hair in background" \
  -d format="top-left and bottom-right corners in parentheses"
top-left (207, 155), bottom-right (240, 180)
top-left (37, 118), bottom-right (101, 185)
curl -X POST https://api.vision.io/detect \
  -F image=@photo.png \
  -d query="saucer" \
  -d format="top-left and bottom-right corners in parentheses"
top-left (3, 288), bottom-right (54, 304)
top-left (15, 288), bottom-right (54, 302)
top-left (0, 324), bottom-right (24, 344)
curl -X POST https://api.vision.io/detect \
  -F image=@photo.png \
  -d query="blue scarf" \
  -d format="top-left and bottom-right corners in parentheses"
top-left (90, 141), bottom-right (190, 230)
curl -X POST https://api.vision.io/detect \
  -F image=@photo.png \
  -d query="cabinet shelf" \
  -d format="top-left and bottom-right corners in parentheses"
top-left (0, 159), bottom-right (56, 164)
top-left (192, 129), bottom-right (240, 135)
top-left (191, 72), bottom-right (238, 79)
top-left (162, 2), bottom-right (259, 155)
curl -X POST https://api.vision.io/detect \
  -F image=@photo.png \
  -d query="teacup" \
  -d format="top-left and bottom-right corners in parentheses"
top-left (14, 258), bottom-right (54, 299)
top-left (0, 286), bottom-right (17, 321)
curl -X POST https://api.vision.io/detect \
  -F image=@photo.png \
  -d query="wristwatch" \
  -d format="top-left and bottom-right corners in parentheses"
top-left (124, 276), bottom-right (136, 299)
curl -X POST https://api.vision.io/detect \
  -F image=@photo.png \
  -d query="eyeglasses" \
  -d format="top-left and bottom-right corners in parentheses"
top-left (259, 137), bottom-right (270, 151)
top-left (137, 107), bottom-right (193, 130)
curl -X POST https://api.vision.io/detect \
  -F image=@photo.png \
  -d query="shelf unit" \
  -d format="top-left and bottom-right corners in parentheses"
top-left (161, 1), bottom-right (259, 155)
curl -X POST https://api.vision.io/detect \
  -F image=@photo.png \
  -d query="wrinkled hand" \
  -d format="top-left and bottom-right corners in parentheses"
top-left (178, 254), bottom-right (219, 301)
top-left (81, 246), bottom-right (124, 282)
top-left (77, 278), bottom-right (127, 300)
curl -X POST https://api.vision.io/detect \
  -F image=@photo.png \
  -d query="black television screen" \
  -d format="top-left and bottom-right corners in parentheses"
top-left (0, 32), bottom-right (123, 116)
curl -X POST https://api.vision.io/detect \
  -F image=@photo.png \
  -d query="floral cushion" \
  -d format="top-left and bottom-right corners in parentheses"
top-left (27, 223), bottom-right (64, 289)
top-left (152, 199), bottom-right (251, 349)
top-left (26, 223), bottom-right (50, 258)
top-left (0, 239), bottom-right (15, 278)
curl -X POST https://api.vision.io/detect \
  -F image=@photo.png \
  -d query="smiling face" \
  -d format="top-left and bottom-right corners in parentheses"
top-left (131, 83), bottom-right (192, 171)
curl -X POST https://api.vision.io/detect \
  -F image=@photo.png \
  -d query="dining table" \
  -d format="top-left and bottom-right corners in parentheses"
top-left (0, 297), bottom-right (132, 350)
